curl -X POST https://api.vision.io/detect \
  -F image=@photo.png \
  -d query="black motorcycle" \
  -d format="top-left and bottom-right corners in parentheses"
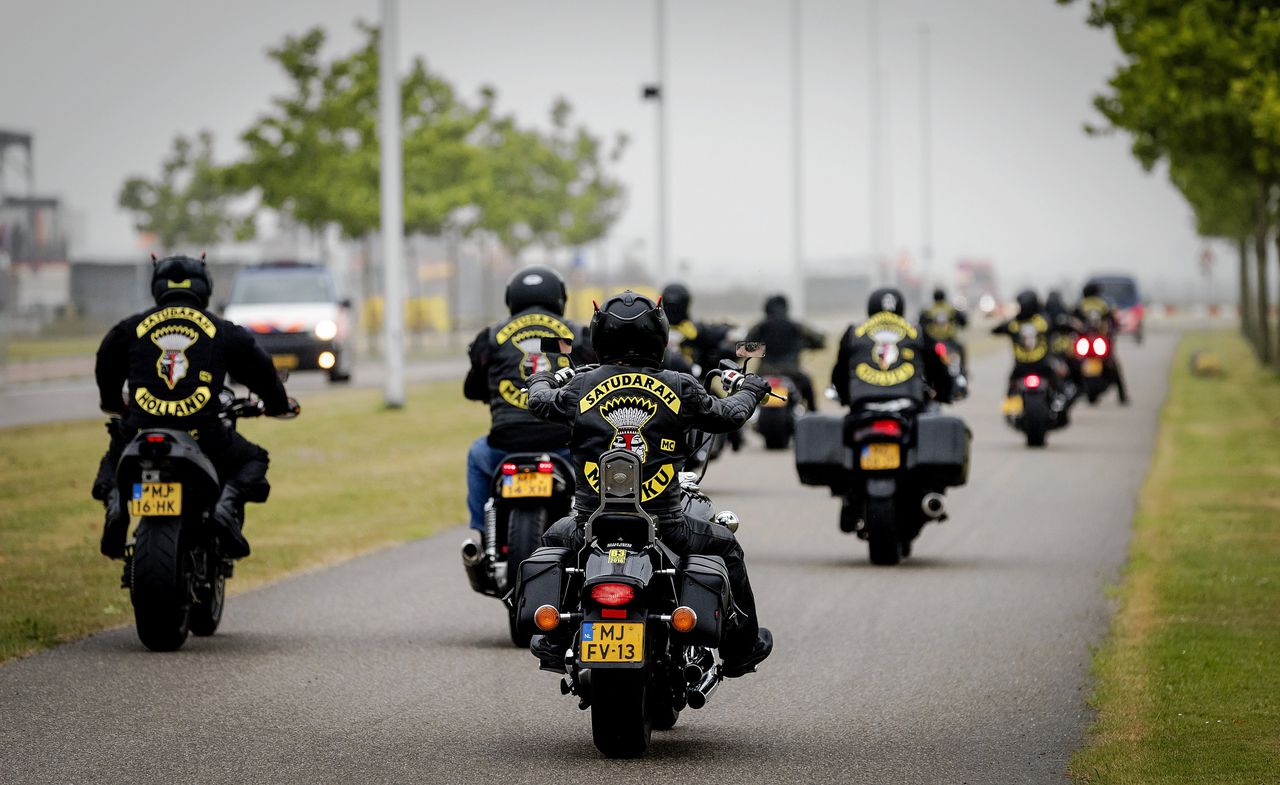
top-left (933, 338), bottom-right (969, 400)
top-left (461, 451), bottom-right (574, 646)
top-left (1003, 370), bottom-right (1069, 447)
top-left (796, 398), bottom-right (969, 566)
top-left (1076, 333), bottom-right (1116, 404)
top-left (115, 392), bottom-right (297, 651)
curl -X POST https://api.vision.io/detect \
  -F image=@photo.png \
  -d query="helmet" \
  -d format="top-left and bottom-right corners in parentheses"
top-left (660, 283), bottom-right (691, 324)
top-left (505, 265), bottom-right (567, 315)
top-left (151, 254), bottom-right (212, 307)
top-left (1015, 289), bottom-right (1041, 318)
top-left (866, 287), bottom-right (905, 317)
top-left (1082, 282), bottom-right (1101, 298)
top-left (590, 290), bottom-right (669, 367)
top-left (1045, 289), bottom-right (1066, 316)
top-left (764, 294), bottom-right (789, 318)
top-left (932, 288), bottom-right (946, 303)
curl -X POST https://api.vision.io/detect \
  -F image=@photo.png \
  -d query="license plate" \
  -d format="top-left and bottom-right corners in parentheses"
top-left (129, 482), bottom-right (182, 516)
top-left (501, 472), bottom-right (553, 499)
top-left (272, 354), bottom-right (299, 369)
top-left (1083, 358), bottom-right (1103, 377)
top-left (1002, 395), bottom-right (1024, 416)
top-left (859, 442), bottom-right (900, 471)
top-left (579, 622), bottom-right (644, 663)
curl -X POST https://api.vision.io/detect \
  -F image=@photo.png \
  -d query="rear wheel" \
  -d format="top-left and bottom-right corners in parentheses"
top-left (130, 518), bottom-right (192, 652)
top-left (1023, 395), bottom-right (1049, 448)
top-left (758, 409), bottom-right (792, 450)
top-left (591, 671), bottom-right (651, 758)
top-left (865, 496), bottom-right (900, 566)
top-left (190, 559), bottom-right (226, 637)
top-left (506, 507), bottom-right (547, 647)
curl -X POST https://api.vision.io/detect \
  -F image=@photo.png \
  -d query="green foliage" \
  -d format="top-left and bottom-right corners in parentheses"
top-left (117, 130), bottom-right (254, 251)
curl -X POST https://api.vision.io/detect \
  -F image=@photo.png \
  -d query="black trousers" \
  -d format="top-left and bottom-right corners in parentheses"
top-left (542, 512), bottom-right (762, 660)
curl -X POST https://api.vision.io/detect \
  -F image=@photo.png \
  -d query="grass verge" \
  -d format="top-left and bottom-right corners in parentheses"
top-left (5, 335), bottom-right (103, 361)
top-left (1070, 330), bottom-right (1280, 783)
top-left (0, 381), bottom-right (486, 663)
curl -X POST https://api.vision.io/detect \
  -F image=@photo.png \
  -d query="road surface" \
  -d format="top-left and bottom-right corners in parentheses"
top-left (0, 333), bottom-right (1176, 784)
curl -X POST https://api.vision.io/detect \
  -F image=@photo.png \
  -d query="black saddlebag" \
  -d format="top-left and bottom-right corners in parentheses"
top-left (514, 546), bottom-right (571, 639)
top-left (909, 412), bottom-right (971, 487)
top-left (677, 554), bottom-right (731, 647)
top-left (794, 413), bottom-right (853, 488)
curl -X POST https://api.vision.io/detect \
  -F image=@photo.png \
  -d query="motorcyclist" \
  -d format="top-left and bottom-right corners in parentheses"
top-left (990, 289), bottom-right (1070, 398)
top-left (661, 282), bottom-right (734, 376)
top-left (1075, 283), bottom-right (1129, 404)
top-left (1045, 289), bottom-right (1084, 397)
top-left (919, 287), bottom-right (968, 369)
top-left (462, 265), bottom-right (584, 538)
top-left (745, 294), bottom-right (826, 410)
top-left (526, 290), bottom-right (774, 678)
top-left (91, 254), bottom-right (296, 560)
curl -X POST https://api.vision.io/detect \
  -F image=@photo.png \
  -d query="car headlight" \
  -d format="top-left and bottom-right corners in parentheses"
top-left (314, 319), bottom-right (338, 340)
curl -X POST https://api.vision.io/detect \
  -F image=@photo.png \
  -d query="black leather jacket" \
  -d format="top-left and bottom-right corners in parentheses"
top-left (528, 364), bottom-right (766, 515)
top-left (746, 316), bottom-right (825, 375)
top-left (830, 311), bottom-right (952, 408)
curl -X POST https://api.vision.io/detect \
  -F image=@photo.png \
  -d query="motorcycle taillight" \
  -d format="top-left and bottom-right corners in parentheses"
top-left (590, 583), bottom-right (636, 607)
top-left (869, 419), bottom-right (902, 438)
top-left (1093, 337), bottom-right (1109, 357)
top-left (1024, 374), bottom-right (1042, 389)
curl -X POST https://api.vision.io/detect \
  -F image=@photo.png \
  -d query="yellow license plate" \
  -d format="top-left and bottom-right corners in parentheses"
top-left (501, 472), bottom-right (553, 499)
top-left (580, 622), bottom-right (644, 663)
top-left (272, 354), bottom-right (299, 369)
top-left (1002, 395), bottom-right (1024, 416)
top-left (1083, 358), bottom-right (1103, 377)
top-left (859, 442), bottom-right (900, 471)
top-left (129, 482), bottom-right (182, 516)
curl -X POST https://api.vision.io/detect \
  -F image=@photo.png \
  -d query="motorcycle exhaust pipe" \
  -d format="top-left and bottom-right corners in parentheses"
top-left (921, 493), bottom-right (947, 520)
top-left (686, 665), bottom-right (722, 710)
top-left (460, 539), bottom-right (491, 594)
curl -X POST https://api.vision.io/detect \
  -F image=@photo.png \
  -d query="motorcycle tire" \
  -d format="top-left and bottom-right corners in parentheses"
top-left (1023, 395), bottom-right (1049, 448)
top-left (130, 518), bottom-right (192, 652)
top-left (591, 671), bottom-right (652, 758)
top-left (646, 677), bottom-right (681, 731)
top-left (506, 508), bottom-right (547, 647)
top-left (758, 409), bottom-right (792, 451)
top-left (190, 559), bottom-right (226, 637)
top-left (865, 496), bottom-right (900, 566)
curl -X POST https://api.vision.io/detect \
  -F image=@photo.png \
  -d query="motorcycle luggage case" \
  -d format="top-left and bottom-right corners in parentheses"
top-left (677, 554), bottom-right (731, 647)
top-left (514, 546), bottom-right (571, 639)
top-left (794, 413), bottom-right (853, 487)
top-left (909, 412), bottom-right (971, 487)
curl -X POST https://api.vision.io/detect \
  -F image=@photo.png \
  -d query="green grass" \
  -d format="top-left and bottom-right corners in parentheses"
top-left (1071, 331), bottom-right (1280, 784)
top-left (0, 382), bottom-right (487, 662)
top-left (6, 335), bottom-right (102, 362)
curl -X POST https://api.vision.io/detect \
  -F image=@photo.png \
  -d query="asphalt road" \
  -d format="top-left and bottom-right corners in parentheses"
top-left (0, 332), bottom-right (1176, 784)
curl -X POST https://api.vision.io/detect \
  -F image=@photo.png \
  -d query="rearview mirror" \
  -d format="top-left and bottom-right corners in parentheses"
top-left (735, 341), bottom-right (766, 359)
top-left (539, 337), bottom-right (573, 354)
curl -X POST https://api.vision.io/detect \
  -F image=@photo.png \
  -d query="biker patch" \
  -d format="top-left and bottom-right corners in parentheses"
top-left (579, 373), bottom-right (680, 414)
top-left (135, 307), bottom-right (217, 339)
top-left (133, 386), bottom-right (212, 417)
top-left (1011, 316), bottom-right (1049, 363)
top-left (495, 313), bottom-right (574, 410)
top-left (599, 396), bottom-right (657, 461)
top-left (583, 460), bottom-right (676, 502)
top-left (494, 313), bottom-right (574, 345)
top-left (151, 325), bottom-right (199, 390)
top-left (854, 312), bottom-right (917, 387)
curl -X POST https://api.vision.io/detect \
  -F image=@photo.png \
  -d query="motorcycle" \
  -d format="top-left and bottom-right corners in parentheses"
top-left (510, 349), bottom-right (756, 758)
top-left (461, 451), bottom-right (574, 646)
top-left (1076, 334), bottom-right (1115, 405)
top-left (796, 397), bottom-right (970, 566)
top-left (115, 390), bottom-right (297, 651)
top-left (1002, 370), bottom-right (1071, 447)
top-left (933, 339), bottom-right (969, 401)
top-left (755, 374), bottom-right (801, 450)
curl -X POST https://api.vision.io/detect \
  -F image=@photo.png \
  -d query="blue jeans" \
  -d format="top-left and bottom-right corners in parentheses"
top-left (465, 436), bottom-right (571, 531)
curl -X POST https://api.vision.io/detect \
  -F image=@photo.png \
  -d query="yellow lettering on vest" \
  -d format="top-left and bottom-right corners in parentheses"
top-left (495, 313), bottom-right (574, 344)
top-left (498, 379), bottom-right (530, 409)
top-left (133, 386), bottom-right (212, 417)
top-left (582, 461), bottom-right (675, 502)
top-left (135, 307), bottom-right (217, 338)
top-left (579, 373), bottom-right (680, 414)
top-left (854, 362), bottom-right (917, 387)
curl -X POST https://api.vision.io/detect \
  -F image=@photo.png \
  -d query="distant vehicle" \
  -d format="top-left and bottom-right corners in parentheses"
top-left (955, 259), bottom-right (1000, 317)
top-left (223, 262), bottom-right (353, 383)
top-left (1085, 274), bottom-right (1144, 343)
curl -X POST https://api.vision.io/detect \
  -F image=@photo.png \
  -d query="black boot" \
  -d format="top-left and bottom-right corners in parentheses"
top-left (100, 488), bottom-right (129, 559)
top-left (211, 484), bottom-right (251, 559)
top-left (530, 634), bottom-right (569, 673)
top-left (722, 627), bottom-right (774, 678)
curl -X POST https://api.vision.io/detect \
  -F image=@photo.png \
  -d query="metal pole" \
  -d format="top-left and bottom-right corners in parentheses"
top-left (919, 24), bottom-right (933, 283)
top-left (654, 0), bottom-right (669, 285)
top-left (379, 0), bottom-right (406, 408)
top-left (790, 0), bottom-right (806, 315)
top-left (868, 0), bottom-right (881, 267)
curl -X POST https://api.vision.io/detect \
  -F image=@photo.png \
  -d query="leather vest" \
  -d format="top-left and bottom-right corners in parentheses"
top-left (485, 307), bottom-right (576, 450)
top-left (125, 304), bottom-right (229, 428)
top-left (843, 312), bottom-right (928, 405)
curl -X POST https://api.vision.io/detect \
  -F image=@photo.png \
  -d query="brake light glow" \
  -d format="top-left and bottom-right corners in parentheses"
top-left (537, 461), bottom-right (555, 474)
top-left (1075, 337), bottom-right (1090, 357)
top-left (1024, 374), bottom-right (1042, 389)
top-left (144, 434), bottom-right (167, 443)
top-left (1093, 337), bottom-right (1109, 356)
top-left (589, 583), bottom-right (636, 606)
top-left (935, 341), bottom-right (948, 358)
top-left (501, 463), bottom-right (517, 475)
top-left (870, 419), bottom-right (902, 438)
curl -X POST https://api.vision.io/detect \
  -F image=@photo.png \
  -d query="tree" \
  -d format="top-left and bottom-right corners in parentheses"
top-left (117, 130), bottom-right (254, 252)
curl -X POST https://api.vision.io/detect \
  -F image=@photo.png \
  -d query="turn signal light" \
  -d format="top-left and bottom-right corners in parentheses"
top-left (670, 606), bottom-right (698, 633)
top-left (534, 604), bottom-right (561, 632)
top-left (590, 583), bottom-right (636, 606)
top-left (1093, 337), bottom-right (1109, 356)
top-left (1075, 337), bottom-right (1090, 357)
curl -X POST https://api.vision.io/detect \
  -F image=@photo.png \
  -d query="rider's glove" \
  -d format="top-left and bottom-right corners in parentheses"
top-left (553, 366), bottom-right (578, 385)
top-left (526, 370), bottom-right (559, 390)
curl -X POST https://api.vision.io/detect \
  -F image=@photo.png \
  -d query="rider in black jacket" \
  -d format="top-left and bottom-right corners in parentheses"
top-left (831, 287), bottom-right (954, 408)
top-left (526, 291), bottom-right (774, 678)
top-left (660, 283), bottom-right (734, 375)
top-left (746, 294), bottom-right (826, 410)
top-left (91, 255), bottom-right (295, 559)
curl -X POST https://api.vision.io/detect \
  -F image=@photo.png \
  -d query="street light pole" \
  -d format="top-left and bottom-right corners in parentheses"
top-left (790, 0), bottom-right (806, 315)
top-left (654, 0), bottom-right (669, 285)
top-left (379, 0), bottom-right (406, 408)
top-left (919, 24), bottom-right (934, 283)
top-left (868, 0), bottom-right (882, 268)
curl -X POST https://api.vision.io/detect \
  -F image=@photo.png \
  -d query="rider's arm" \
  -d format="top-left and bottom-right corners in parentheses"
top-left (225, 323), bottom-right (291, 415)
top-left (921, 341), bottom-right (954, 403)
top-left (990, 319), bottom-right (1011, 336)
top-left (802, 323), bottom-right (826, 350)
top-left (685, 376), bottom-right (769, 434)
top-left (830, 326), bottom-right (854, 407)
top-left (527, 372), bottom-right (579, 425)
top-left (463, 328), bottom-right (490, 402)
top-left (956, 310), bottom-right (969, 328)
top-left (94, 320), bottom-right (131, 415)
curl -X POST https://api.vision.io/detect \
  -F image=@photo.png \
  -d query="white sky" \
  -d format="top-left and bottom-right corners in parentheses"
top-left (0, 0), bottom-right (1212, 297)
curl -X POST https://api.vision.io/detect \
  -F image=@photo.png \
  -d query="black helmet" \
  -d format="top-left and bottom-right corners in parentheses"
top-left (1045, 289), bottom-right (1066, 316)
top-left (764, 293), bottom-right (789, 318)
top-left (1082, 282), bottom-right (1101, 298)
top-left (590, 290), bottom-right (669, 367)
top-left (151, 254), bottom-right (212, 307)
top-left (932, 288), bottom-right (946, 303)
top-left (505, 265), bottom-right (567, 315)
top-left (1016, 289), bottom-right (1041, 318)
top-left (866, 287), bottom-right (905, 317)
top-left (660, 283), bottom-right (691, 324)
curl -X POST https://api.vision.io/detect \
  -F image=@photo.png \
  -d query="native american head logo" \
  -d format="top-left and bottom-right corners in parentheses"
top-left (515, 333), bottom-right (557, 380)
top-left (599, 396), bottom-right (658, 462)
top-left (1018, 322), bottom-right (1040, 350)
top-left (871, 329), bottom-right (902, 370)
top-left (151, 325), bottom-right (199, 390)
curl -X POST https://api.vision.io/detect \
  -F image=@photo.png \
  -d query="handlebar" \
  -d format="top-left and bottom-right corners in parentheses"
top-left (222, 396), bottom-right (301, 421)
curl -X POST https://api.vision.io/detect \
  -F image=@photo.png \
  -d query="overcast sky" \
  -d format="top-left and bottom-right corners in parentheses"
top-left (1, 0), bottom-right (1214, 296)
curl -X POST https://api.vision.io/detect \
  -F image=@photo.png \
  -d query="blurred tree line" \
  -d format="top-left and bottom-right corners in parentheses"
top-left (1068, 0), bottom-right (1280, 366)
top-left (118, 21), bottom-right (626, 278)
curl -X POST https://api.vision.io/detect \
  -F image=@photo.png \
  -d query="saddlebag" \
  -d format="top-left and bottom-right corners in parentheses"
top-left (513, 546), bottom-right (571, 639)
top-left (677, 554), bottom-right (731, 647)
top-left (909, 412), bottom-right (971, 487)
top-left (794, 413), bottom-right (853, 488)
